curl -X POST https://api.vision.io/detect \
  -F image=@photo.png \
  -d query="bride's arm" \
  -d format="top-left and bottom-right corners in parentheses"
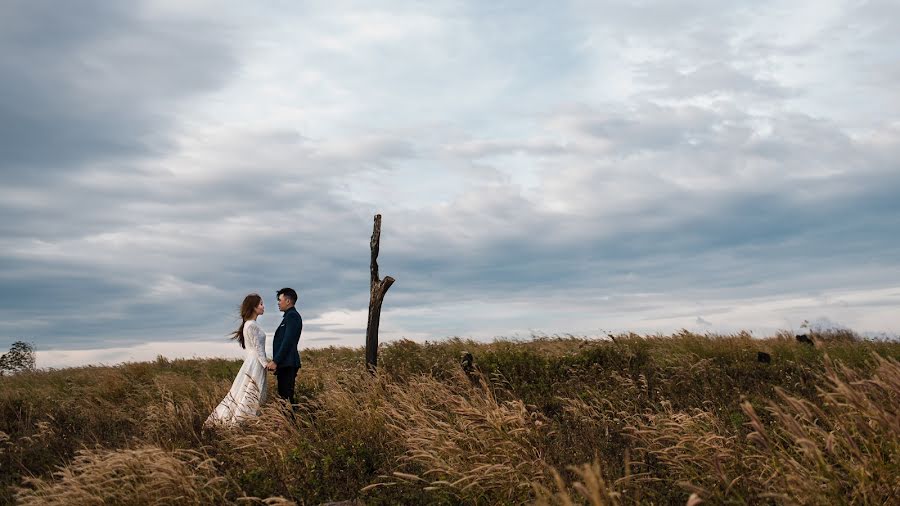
top-left (253, 324), bottom-right (269, 368)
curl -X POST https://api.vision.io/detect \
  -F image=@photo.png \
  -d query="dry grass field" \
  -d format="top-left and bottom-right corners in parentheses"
top-left (1, 330), bottom-right (898, 505)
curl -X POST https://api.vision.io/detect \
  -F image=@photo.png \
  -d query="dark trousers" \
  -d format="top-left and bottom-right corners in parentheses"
top-left (275, 366), bottom-right (299, 404)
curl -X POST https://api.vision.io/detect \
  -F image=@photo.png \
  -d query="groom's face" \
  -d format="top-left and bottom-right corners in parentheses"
top-left (277, 294), bottom-right (290, 312)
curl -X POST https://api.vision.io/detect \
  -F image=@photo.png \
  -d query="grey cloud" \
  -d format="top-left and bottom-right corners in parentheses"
top-left (2, 1), bottom-right (899, 356)
top-left (372, 105), bottom-right (900, 309)
top-left (9, 97), bottom-right (898, 351)
top-left (303, 325), bottom-right (367, 336)
top-left (637, 62), bottom-right (795, 99)
top-left (314, 136), bottom-right (417, 165)
top-left (444, 138), bottom-right (566, 159)
top-left (0, 0), bottom-right (235, 175)
top-left (0, 128), bottom-right (399, 348)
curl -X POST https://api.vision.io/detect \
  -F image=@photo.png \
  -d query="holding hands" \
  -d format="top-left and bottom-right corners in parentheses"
top-left (266, 360), bottom-right (277, 371)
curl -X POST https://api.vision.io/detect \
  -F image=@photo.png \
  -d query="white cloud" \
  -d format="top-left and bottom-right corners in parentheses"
top-left (37, 339), bottom-right (246, 369)
top-left (146, 275), bottom-right (222, 300)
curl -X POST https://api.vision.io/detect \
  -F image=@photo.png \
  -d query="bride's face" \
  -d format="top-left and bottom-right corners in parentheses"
top-left (255, 300), bottom-right (265, 316)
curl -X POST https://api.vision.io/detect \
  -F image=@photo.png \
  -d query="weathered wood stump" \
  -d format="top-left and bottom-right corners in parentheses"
top-left (366, 214), bottom-right (394, 372)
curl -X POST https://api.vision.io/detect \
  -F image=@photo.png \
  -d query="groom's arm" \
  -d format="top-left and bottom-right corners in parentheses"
top-left (290, 315), bottom-right (303, 352)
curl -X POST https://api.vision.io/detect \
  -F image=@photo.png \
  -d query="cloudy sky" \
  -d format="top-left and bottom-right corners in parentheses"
top-left (2, 0), bottom-right (898, 368)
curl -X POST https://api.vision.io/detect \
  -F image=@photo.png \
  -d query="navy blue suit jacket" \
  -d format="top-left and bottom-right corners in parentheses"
top-left (273, 306), bottom-right (302, 369)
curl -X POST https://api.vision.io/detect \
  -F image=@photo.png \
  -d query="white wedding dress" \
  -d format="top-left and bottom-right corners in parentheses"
top-left (205, 320), bottom-right (269, 426)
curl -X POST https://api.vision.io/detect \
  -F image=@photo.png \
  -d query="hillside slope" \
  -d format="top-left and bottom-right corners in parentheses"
top-left (2, 331), bottom-right (898, 505)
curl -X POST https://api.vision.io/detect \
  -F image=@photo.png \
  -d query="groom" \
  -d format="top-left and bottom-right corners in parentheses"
top-left (267, 287), bottom-right (302, 404)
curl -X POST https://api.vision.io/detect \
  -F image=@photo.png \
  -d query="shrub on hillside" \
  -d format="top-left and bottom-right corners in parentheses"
top-left (0, 341), bottom-right (36, 375)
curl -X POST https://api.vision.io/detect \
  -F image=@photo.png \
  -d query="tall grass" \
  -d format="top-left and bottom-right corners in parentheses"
top-left (1, 333), bottom-right (898, 505)
top-left (16, 447), bottom-right (232, 505)
top-left (368, 370), bottom-right (547, 503)
top-left (741, 355), bottom-right (900, 504)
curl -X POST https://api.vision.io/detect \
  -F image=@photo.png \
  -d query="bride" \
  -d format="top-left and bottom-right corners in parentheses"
top-left (205, 293), bottom-right (272, 426)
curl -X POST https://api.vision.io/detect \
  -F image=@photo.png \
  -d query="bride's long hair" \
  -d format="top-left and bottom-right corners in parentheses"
top-left (230, 293), bottom-right (262, 349)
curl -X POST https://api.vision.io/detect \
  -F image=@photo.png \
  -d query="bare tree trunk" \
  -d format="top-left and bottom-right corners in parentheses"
top-left (366, 214), bottom-right (394, 371)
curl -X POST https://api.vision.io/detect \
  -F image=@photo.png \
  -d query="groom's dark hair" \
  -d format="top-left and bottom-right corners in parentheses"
top-left (277, 287), bottom-right (298, 304)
